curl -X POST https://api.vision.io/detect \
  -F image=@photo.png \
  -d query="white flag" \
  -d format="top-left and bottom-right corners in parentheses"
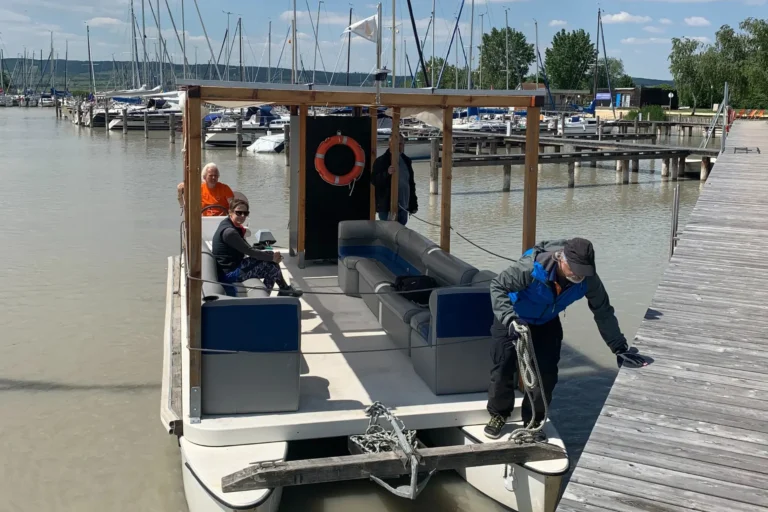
top-left (343, 14), bottom-right (378, 43)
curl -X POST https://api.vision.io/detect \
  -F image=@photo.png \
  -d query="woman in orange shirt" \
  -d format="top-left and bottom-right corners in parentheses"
top-left (177, 162), bottom-right (234, 216)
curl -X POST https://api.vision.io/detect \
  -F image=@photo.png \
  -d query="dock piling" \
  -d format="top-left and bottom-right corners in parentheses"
top-left (284, 120), bottom-right (291, 166)
top-left (235, 117), bottom-right (243, 155)
top-left (631, 159), bottom-right (639, 173)
top-left (430, 138), bottom-right (439, 195)
top-left (678, 156), bottom-right (686, 180)
top-left (104, 105), bottom-right (109, 134)
top-left (622, 160), bottom-right (630, 184)
top-left (475, 142), bottom-right (483, 156)
top-left (144, 111), bottom-right (149, 138)
top-left (597, 116), bottom-right (602, 141)
top-left (122, 109), bottom-right (128, 134)
top-left (503, 164), bottom-right (512, 191)
top-left (670, 156), bottom-right (679, 180)
top-left (170, 113), bottom-right (176, 144)
top-left (568, 162), bottom-right (575, 188)
top-left (661, 158), bottom-right (670, 178)
top-left (700, 156), bottom-right (711, 181)
top-left (88, 105), bottom-right (94, 128)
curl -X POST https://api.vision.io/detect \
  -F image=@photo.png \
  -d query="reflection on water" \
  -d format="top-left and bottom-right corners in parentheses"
top-left (0, 108), bottom-right (703, 511)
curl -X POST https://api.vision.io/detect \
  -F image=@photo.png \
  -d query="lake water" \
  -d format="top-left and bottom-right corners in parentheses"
top-left (0, 107), bottom-right (709, 511)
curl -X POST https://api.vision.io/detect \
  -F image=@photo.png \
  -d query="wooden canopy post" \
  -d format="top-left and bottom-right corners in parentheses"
top-left (185, 87), bottom-right (203, 423)
top-left (388, 108), bottom-right (401, 220)
top-left (297, 106), bottom-right (307, 264)
top-left (370, 110), bottom-right (378, 220)
top-left (522, 106), bottom-right (540, 252)
top-left (441, 108), bottom-right (453, 251)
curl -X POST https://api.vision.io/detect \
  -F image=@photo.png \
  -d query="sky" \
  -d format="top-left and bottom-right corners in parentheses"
top-left (0, 0), bottom-right (763, 81)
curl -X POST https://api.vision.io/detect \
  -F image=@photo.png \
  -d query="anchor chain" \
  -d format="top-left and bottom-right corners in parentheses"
top-left (349, 401), bottom-right (435, 500)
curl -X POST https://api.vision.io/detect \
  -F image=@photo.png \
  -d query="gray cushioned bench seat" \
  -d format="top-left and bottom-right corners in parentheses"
top-left (338, 220), bottom-right (498, 395)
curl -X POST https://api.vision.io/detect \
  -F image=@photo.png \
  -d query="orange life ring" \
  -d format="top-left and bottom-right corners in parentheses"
top-left (314, 133), bottom-right (366, 186)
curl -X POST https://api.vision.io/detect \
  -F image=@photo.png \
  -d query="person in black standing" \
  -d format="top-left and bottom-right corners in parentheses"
top-left (372, 136), bottom-right (418, 225)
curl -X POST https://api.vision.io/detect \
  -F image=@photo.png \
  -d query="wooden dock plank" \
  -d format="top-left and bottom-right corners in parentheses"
top-left (557, 120), bottom-right (768, 511)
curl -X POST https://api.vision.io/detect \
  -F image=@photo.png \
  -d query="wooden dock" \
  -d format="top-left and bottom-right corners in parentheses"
top-left (557, 120), bottom-right (768, 511)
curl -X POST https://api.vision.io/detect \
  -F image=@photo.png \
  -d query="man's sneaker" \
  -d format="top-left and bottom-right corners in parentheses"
top-left (484, 415), bottom-right (506, 439)
top-left (277, 285), bottom-right (303, 298)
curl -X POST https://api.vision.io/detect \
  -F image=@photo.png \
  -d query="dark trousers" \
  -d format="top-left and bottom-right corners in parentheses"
top-left (221, 258), bottom-right (288, 290)
top-left (378, 210), bottom-right (408, 226)
top-left (487, 316), bottom-right (563, 425)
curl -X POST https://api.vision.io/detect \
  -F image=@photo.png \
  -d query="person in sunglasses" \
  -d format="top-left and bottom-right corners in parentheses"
top-left (484, 238), bottom-right (647, 440)
top-left (211, 198), bottom-right (302, 297)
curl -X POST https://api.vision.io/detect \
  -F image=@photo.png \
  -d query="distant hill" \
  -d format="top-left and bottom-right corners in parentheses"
top-left (0, 58), bottom-right (399, 93)
top-left (632, 77), bottom-right (675, 87)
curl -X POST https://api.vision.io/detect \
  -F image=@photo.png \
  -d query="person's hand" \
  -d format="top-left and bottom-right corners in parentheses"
top-left (272, 251), bottom-right (283, 264)
top-left (387, 166), bottom-right (394, 175)
top-left (507, 319), bottom-right (528, 341)
top-left (615, 346), bottom-right (648, 368)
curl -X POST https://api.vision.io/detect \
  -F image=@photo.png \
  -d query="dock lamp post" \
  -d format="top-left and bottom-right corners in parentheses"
top-left (668, 92), bottom-right (674, 109)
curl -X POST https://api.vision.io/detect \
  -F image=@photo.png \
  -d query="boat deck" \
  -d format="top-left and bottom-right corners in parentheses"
top-left (177, 254), bottom-right (515, 447)
top-left (557, 121), bottom-right (768, 511)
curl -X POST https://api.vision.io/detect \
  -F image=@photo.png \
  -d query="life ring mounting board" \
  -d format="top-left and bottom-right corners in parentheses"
top-left (314, 132), bottom-right (366, 186)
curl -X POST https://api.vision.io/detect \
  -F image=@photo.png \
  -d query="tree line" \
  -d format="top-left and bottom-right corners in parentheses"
top-left (416, 27), bottom-right (634, 92)
top-left (669, 17), bottom-right (768, 111)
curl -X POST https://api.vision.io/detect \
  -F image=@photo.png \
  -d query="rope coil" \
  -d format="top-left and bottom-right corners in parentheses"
top-left (507, 322), bottom-right (548, 445)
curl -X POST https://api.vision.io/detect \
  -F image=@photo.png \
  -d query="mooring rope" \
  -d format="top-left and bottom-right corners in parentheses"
top-left (508, 322), bottom-right (548, 444)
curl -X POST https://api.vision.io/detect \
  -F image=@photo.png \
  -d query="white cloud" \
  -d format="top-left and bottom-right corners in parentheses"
top-left (279, 10), bottom-right (353, 26)
top-left (686, 36), bottom-right (711, 43)
top-left (0, 8), bottom-right (30, 23)
top-left (87, 17), bottom-right (125, 27)
top-left (603, 12), bottom-right (652, 24)
top-left (659, 18), bottom-right (673, 25)
top-left (549, 20), bottom-right (567, 27)
top-left (684, 16), bottom-right (710, 26)
top-left (643, 26), bottom-right (664, 33)
top-left (621, 37), bottom-right (670, 44)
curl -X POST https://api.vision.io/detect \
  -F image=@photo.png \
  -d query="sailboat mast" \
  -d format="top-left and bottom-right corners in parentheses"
top-left (50, 32), bottom-right (54, 92)
top-left (268, 21), bottom-right (271, 83)
top-left (534, 19), bottom-right (539, 87)
top-left (64, 41), bottom-right (68, 92)
top-left (392, 0), bottom-right (397, 87)
top-left (157, 0), bottom-right (163, 88)
top-left (239, 18), bottom-right (244, 81)
top-left (142, 0), bottom-right (147, 85)
top-left (131, 0), bottom-right (137, 88)
top-left (431, 0), bottom-right (435, 85)
top-left (312, 0), bottom-right (321, 84)
top-left (87, 26), bottom-right (96, 95)
top-left (292, 0), bottom-right (297, 84)
top-left (182, 0), bottom-right (186, 79)
top-left (346, 7), bottom-right (351, 86)
top-left (592, 8), bottom-right (599, 97)
top-left (467, 0), bottom-right (473, 89)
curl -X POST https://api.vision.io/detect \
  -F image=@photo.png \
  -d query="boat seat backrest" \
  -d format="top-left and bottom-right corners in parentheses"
top-left (422, 249), bottom-right (479, 286)
top-left (395, 228), bottom-right (438, 275)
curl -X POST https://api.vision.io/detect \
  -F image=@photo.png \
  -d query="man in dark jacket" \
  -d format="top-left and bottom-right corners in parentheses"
top-left (372, 136), bottom-right (418, 225)
top-left (484, 238), bottom-right (647, 439)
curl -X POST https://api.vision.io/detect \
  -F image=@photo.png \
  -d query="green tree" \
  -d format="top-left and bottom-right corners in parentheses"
top-left (1, 70), bottom-right (10, 90)
top-left (420, 56), bottom-right (467, 89)
top-left (544, 29), bottom-right (595, 89)
top-left (669, 37), bottom-right (706, 113)
top-left (616, 74), bottom-right (635, 88)
top-left (478, 27), bottom-right (535, 90)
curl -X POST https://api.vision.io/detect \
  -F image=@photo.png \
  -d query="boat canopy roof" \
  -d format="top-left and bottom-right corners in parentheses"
top-left (175, 79), bottom-right (545, 110)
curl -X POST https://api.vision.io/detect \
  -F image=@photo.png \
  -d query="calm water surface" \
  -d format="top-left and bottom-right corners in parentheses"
top-left (0, 108), bottom-right (708, 511)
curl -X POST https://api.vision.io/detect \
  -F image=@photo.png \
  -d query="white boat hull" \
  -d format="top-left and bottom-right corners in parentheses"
top-left (205, 130), bottom-right (268, 147)
top-left (180, 438), bottom-right (285, 512)
top-left (428, 420), bottom-right (568, 512)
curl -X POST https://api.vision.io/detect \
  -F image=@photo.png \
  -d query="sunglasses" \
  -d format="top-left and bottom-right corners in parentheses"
top-left (233, 211), bottom-right (250, 217)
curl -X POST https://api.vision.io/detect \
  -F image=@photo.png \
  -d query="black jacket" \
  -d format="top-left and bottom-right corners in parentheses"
top-left (372, 149), bottom-right (418, 214)
top-left (212, 217), bottom-right (273, 274)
